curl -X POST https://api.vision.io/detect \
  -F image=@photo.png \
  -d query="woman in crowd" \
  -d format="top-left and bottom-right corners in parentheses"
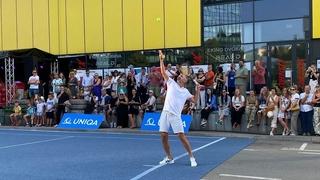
top-left (116, 91), bottom-right (129, 128)
top-left (92, 73), bottom-right (102, 101)
top-left (312, 85), bottom-right (320, 135)
top-left (245, 90), bottom-right (258, 129)
top-left (288, 86), bottom-right (300, 136)
top-left (267, 87), bottom-right (279, 136)
top-left (68, 72), bottom-right (78, 99)
top-left (256, 87), bottom-right (268, 126)
top-left (217, 89), bottom-right (231, 125)
top-left (276, 88), bottom-right (291, 136)
top-left (52, 73), bottom-right (63, 99)
top-left (200, 88), bottom-right (217, 127)
top-left (59, 72), bottom-right (66, 85)
top-left (102, 74), bottom-right (112, 96)
top-left (128, 89), bottom-right (140, 129)
top-left (127, 71), bottom-right (136, 100)
top-left (305, 64), bottom-right (319, 94)
top-left (111, 70), bottom-right (120, 94)
top-left (231, 88), bottom-right (245, 128)
top-left (186, 66), bottom-right (196, 95)
top-left (214, 66), bottom-right (225, 96)
top-left (195, 68), bottom-right (206, 109)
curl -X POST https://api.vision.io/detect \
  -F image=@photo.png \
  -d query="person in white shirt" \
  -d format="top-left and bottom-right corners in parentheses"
top-left (158, 50), bottom-right (200, 167)
top-left (82, 70), bottom-right (93, 100)
top-left (111, 70), bottom-right (120, 94)
top-left (135, 67), bottom-right (148, 102)
top-left (52, 73), bottom-right (63, 99)
top-left (300, 85), bottom-right (314, 136)
top-left (45, 93), bottom-right (55, 127)
top-left (28, 70), bottom-right (40, 99)
top-left (140, 90), bottom-right (157, 113)
top-left (165, 63), bottom-right (177, 79)
top-left (73, 69), bottom-right (81, 87)
top-left (35, 97), bottom-right (45, 127)
top-left (288, 87), bottom-right (300, 136)
top-left (231, 88), bottom-right (245, 129)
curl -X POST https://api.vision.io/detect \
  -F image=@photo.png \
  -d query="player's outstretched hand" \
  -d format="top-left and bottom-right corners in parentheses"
top-left (158, 50), bottom-right (165, 61)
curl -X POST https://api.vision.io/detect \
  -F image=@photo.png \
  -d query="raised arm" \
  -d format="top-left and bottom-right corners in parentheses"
top-left (159, 50), bottom-right (169, 81)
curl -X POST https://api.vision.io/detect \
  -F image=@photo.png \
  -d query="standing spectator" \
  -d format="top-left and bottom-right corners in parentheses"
top-left (235, 60), bottom-right (249, 96)
top-left (102, 75), bottom-right (112, 96)
top-left (45, 93), bottom-right (55, 127)
top-left (148, 67), bottom-right (163, 98)
top-left (52, 73), bottom-right (63, 99)
top-left (204, 65), bottom-right (215, 90)
top-left (92, 73), bottom-right (102, 101)
top-left (82, 70), bottom-right (93, 100)
top-left (141, 90), bottom-right (157, 113)
top-left (300, 85), bottom-right (314, 136)
top-left (117, 73), bottom-right (127, 95)
top-left (28, 70), bottom-right (40, 99)
top-left (195, 68), bottom-right (206, 109)
top-left (217, 90), bottom-right (231, 125)
top-left (246, 90), bottom-right (258, 129)
top-left (312, 85), bottom-right (320, 135)
top-left (186, 66), bottom-right (196, 95)
top-left (73, 69), bottom-right (82, 87)
top-left (305, 64), bottom-right (319, 94)
top-left (136, 67), bottom-right (149, 103)
top-left (55, 86), bottom-right (70, 126)
top-left (48, 73), bottom-right (54, 94)
top-left (100, 89), bottom-right (112, 120)
top-left (166, 64), bottom-right (177, 79)
top-left (10, 101), bottom-right (22, 126)
top-left (111, 70), bottom-right (120, 94)
top-left (288, 86), bottom-right (300, 136)
top-left (109, 91), bottom-right (118, 128)
top-left (68, 72), bottom-right (78, 99)
top-left (214, 66), bottom-right (225, 96)
top-left (127, 71), bottom-right (136, 100)
top-left (23, 101), bottom-right (35, 127)
top-left (252, 60), bottom-right (266, 95)
top-left (267, 87), bottom-right (279, 136)
top-left (225, 63), bottom-right (236, 97)
top-left (231, 88), bottom-right (245, 128)
top-left (277, 88), bottom-right (291, 136)
top-left (128, 89), bottom-right (141, 129)
top-left (59, 72), bottom-right (66, 85)
top-left (116, 91), bottom-right (129, 128)
top-left (200, 89), bottom-right (217, 127)
top-left (35, 97), bottom-right (46, 127)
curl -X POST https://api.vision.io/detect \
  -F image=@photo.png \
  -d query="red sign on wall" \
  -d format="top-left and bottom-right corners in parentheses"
top-left (278, 59), bottom-right (286, 89)
top-left (297, 59), bottom-right (305, 88)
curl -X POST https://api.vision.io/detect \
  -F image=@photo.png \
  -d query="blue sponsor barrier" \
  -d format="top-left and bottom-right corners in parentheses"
top-left (141, 112), bottom-right (192, 133)
top-left (58, 113), bottom-right (104, 130)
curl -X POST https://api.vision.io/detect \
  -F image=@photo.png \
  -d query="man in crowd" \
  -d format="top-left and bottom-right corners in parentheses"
top-left (204, 64), bottom-right (215, 91)
top-left (136, 67), bottom-right (149, 103)
top-left (28, 70), bottom-right (40, 99)
top-left (235, 60), bottom-right (249, 96)
top-left (82, 70), bottom-right (93, 101)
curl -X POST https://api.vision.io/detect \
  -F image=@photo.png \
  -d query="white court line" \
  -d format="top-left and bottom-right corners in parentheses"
top-left (143, 165), bottom-right (156, 167)
top-left (299, 143), bottom-right (308, 151)
top-left (298, 152), bottom-right (320, 155)
top-left (130, 137), bottom-right (226, 180)
top-left (219, 174), bottom-right (282, 180)
top-left (244, 148), bottom-right (260, 152)
top-left (0, 136), bottom-right (74, 149)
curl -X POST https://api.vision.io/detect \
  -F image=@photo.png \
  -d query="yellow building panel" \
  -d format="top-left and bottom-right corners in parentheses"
top-left (49, 0), bottom-right (60, 54)
top-left (16, 0), bottom-right (33, 49)
top-left (66, 0), bottom-right (85, 54)
top-left (84, 0), bottom-right (103, 53)
top-left (103, 0), bottom-right (123, 52)
top-left (123, 0), bottom-right (143, 51)
top-left (2, 0), bottom-right (17, 50)
top-left (143, 0), bottom-right (164, 50)
top-left (0, 0), bottom-right (2, 51)
top-left (33, 0), bottom-right (50, 52)
top-left (164, 0), bottom-right (187, 48)
top-left (313, 0), bottom-right (320, 39)
top-left (187, 0), bottom-right (201, 47)
top-left (59, 0), bottom-right (67, 54)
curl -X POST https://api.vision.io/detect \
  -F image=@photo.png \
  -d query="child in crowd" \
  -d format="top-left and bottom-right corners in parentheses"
top-left (277, 88), bottom-right (291, 136)
top-left (46, 93), bottom-right (56, 127)
top-left (23, 101), bottom-right (35, 127)
top-left (35, 97), bottom-right (46, 127)
top-left (10, 101), bottom-right (22, 126)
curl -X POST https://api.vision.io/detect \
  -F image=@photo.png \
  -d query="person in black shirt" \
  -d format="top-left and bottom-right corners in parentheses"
top-left (108, 91), bottom-right (118, 128)
top-left (128, 89), bottom-right (141, 128)
top-left (55, 86), bottom-right (70, 126)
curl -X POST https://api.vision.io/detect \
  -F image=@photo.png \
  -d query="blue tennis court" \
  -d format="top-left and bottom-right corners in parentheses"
top-left (0, 128), bottom-right (253, 180)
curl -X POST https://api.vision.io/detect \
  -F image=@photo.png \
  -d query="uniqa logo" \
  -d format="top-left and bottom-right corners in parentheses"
top-left (63, 117), bottom-right (98, 126)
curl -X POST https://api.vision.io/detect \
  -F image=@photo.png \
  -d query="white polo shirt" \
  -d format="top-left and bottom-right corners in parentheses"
top-left (163, 78), bottom-right (193, 116)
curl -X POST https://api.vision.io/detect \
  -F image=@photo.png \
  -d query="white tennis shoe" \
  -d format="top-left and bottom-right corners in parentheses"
top-left (159, 157), bottom-right (175, 165)
top-left (190, 157), bottom-right (197, 167)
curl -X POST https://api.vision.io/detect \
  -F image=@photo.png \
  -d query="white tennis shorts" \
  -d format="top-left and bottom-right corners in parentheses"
top-left (159, 111), bottom-right (184, 134)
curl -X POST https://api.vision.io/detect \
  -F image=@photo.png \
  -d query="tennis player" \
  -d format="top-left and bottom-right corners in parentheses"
top-left (158, 50), bottom-right (200, 167)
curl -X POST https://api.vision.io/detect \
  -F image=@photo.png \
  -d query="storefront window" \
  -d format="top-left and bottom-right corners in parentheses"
top-left (254, 0), bottom-right (309, 21)
top-left (255, 19), bottom-right (306, 43)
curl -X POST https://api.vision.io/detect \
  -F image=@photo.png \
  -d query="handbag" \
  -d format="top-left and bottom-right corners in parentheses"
top-left (291, 103), bottom-right (300, 111)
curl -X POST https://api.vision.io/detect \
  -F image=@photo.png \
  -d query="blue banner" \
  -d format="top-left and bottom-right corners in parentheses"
top-left (58, 113), bottom-right (104, 130)
top-left (141, 112), bottom-right (192, 133)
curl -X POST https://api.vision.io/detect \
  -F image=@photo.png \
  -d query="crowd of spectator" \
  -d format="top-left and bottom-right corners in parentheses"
top-left (6, 60), bottom-right (320, 136)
